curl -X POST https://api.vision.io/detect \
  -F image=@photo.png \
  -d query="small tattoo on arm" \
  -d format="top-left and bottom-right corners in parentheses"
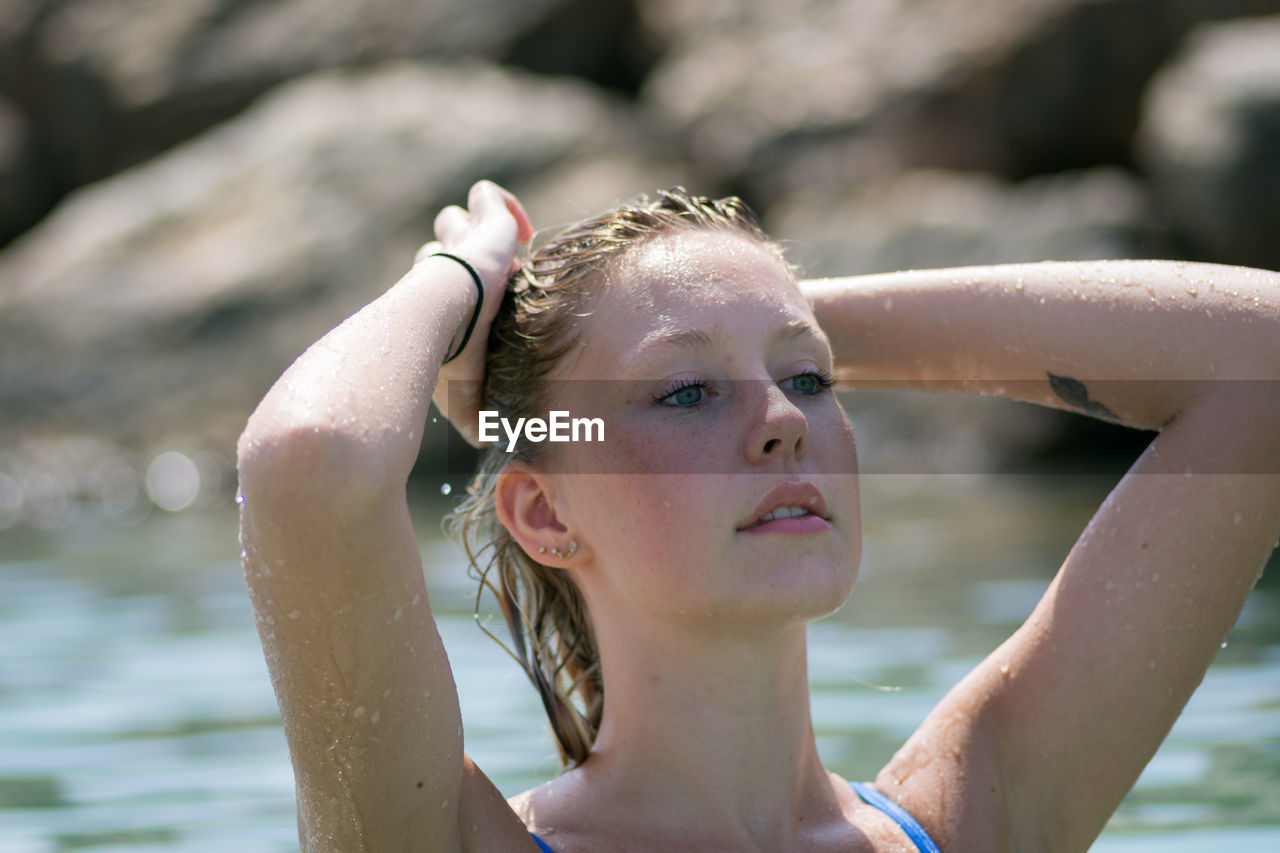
top-left (1047, 372), bottom-right (1119, 420)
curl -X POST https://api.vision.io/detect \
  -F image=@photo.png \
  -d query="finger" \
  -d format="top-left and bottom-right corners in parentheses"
top-left (504, 190), bottom-right (535, 243)
top-left (433, 205), bottom-right (470, 244)
top-left (471, 180), bottom-right (534, 243)
top-left (414, 240), bottom-right (444, 265)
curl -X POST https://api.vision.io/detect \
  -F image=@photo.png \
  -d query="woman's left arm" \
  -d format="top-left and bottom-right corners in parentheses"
top-left (804, 261), bottom-right (1280, 851)
top-left (805, 259), bottom-right (1279, 426)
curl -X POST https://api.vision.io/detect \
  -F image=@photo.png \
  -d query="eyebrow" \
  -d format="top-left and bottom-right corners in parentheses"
top-left (637, 318), bottom-right (828, 355)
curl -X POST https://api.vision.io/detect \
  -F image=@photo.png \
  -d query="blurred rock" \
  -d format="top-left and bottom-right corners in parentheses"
top-left (0, 0), bottom-right (632, 226)
top-left (766, 168), bottom-right (1166, 278)
top-left (1138, 15), bottom-right (1280, 270)
top-left (0, 62), bottom-right (685, 454)
top-left (640, 0), bottom-right (1280, 204)
top-left (0, 95), bottom-right (53, 245)
top-left (840, 386), bottom-right (1151, 478)
top-left (502, 0), bottom-right (659, 95)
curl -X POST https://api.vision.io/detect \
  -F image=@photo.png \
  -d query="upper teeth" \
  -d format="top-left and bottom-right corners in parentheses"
top-left (757, 506), bottom-right (810, 524)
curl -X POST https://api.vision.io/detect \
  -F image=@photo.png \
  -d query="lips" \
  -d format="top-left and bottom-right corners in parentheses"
top-left (738, 481), bottom-right (830, 531)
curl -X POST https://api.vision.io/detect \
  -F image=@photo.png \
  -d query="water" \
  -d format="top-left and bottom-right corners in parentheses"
top-left (1, 476), bottom-right (1277, 851)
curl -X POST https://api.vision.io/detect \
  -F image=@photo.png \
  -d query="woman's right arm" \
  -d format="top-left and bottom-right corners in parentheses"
top-left (236, 181), bottom-right (535, 851)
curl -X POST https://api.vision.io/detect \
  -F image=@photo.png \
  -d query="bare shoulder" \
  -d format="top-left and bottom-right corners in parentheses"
top-left (505, 773), bottom-right (605, 853)
top-left (874, 660), bottom-right (1014, 853)
top-left (458, 757), bottom-right (550, 851)
top-left (507, 772), bottom-right (595, 835)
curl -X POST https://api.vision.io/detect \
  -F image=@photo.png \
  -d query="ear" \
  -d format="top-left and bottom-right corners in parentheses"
top-left (494, 462), bottom-right (583, 566)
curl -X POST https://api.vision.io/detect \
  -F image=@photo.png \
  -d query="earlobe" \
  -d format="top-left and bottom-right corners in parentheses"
top-left (494, 463), bottom-right (577, 563)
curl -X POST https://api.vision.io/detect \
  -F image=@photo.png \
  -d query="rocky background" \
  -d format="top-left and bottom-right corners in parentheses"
top-left (3, 0), bottom-right (1280, 527)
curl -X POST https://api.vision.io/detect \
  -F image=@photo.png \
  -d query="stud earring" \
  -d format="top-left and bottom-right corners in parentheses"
top-left (537, 546), bottom-right (547, 554)
top-left (548, 539), bottom-right (578, 559)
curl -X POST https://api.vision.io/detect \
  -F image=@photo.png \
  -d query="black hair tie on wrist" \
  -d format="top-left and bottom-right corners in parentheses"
top-left (433, 252), bottom-right (484, 364)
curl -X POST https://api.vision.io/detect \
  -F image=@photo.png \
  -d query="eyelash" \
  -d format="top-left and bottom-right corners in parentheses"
top-left (792, 369), bottom-right (836, 394)
top-left (652, 370), bottom-right (836, 407)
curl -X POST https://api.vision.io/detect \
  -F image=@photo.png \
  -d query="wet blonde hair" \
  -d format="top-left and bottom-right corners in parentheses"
top-left (444, 187), bottom-right (791, 767)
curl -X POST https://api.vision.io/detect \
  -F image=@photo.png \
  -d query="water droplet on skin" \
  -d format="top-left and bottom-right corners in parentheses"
top-left (235, 491), bottom-right (245, 505)
top-left (287, 609), bottom-right (302, 620)
top-left (354, 706), bottom-right (366, 718)
top-left (394, 606), bottom-right (403, 621)
top-left (1232, 512), bottom-right (1242, 525)
top-left (371, 710), bottom-right (381, 724)
top-left (440, 483), bottom-right (452, 496)
top-left (1220, 641), bottom-right (1229, 649)
top-left (1000, 664), bottom-right (1010, 675)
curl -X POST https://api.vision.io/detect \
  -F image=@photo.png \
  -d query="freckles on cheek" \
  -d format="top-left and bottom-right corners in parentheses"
top-left (608, 423), bottom-right (722, 477)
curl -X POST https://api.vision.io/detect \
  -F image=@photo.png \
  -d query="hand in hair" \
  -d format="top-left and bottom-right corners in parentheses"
top-left (424, 180), bottom-right (533, 446)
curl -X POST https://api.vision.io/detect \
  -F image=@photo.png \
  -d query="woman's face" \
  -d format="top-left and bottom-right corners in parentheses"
top-left (544, 228), bottom-right (861, 629)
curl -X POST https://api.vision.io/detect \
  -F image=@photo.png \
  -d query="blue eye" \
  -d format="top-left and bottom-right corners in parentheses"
top-left (785, 370), bottom-right (835, 395)
top-left (655, 379), bottom-right (707, 407)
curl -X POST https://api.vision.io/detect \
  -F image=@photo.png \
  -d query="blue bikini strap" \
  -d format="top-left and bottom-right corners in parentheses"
top-left (529, 832), bottom-right (555, 853)
top-left (850, 780), bottom-right (943, 853)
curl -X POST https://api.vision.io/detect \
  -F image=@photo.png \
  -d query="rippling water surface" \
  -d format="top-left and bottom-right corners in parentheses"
top-left (2, 475), bottom-right (1277, 851)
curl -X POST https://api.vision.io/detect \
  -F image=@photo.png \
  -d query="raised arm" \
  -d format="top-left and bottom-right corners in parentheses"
top-left (236, 181), bottom-right (534, 851)
top-left (805, 260), bottom-right (1279, 426)
top-left (804, 261), bottom-right (1280, 851)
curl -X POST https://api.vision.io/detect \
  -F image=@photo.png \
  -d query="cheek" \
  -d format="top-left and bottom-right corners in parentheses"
top-left (587, 473), bottom-right (725, 549)
top-left (812, 405), bottom-right (859, 470)
top-left (601, 417), bottom-right (733, 478)
top-left (573, 472), bottom-right (730, 593)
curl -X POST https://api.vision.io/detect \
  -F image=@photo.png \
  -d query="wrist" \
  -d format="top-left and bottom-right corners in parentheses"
top-left (429, 253), bottom-right (485, 363)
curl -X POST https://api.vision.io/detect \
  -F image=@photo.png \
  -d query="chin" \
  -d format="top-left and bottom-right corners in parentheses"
top-left (740, 552), bottom-right (860, 626)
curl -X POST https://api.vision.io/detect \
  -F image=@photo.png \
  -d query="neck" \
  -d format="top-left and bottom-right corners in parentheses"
top-left (581, 618), bottom-right (842, 847)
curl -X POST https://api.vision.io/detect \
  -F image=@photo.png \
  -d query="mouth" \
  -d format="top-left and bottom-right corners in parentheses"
top-left (737, 482), bottom-right (831, 533)
top-left (746, 505), bottom-right (817, 527)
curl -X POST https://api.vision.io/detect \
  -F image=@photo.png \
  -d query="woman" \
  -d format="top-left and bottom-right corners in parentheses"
top-left (237, 179), bottom-right (1280, 852)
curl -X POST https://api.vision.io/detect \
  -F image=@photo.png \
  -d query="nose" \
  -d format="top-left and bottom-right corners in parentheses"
top-left (744, 380), bottom-right (809, 463)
